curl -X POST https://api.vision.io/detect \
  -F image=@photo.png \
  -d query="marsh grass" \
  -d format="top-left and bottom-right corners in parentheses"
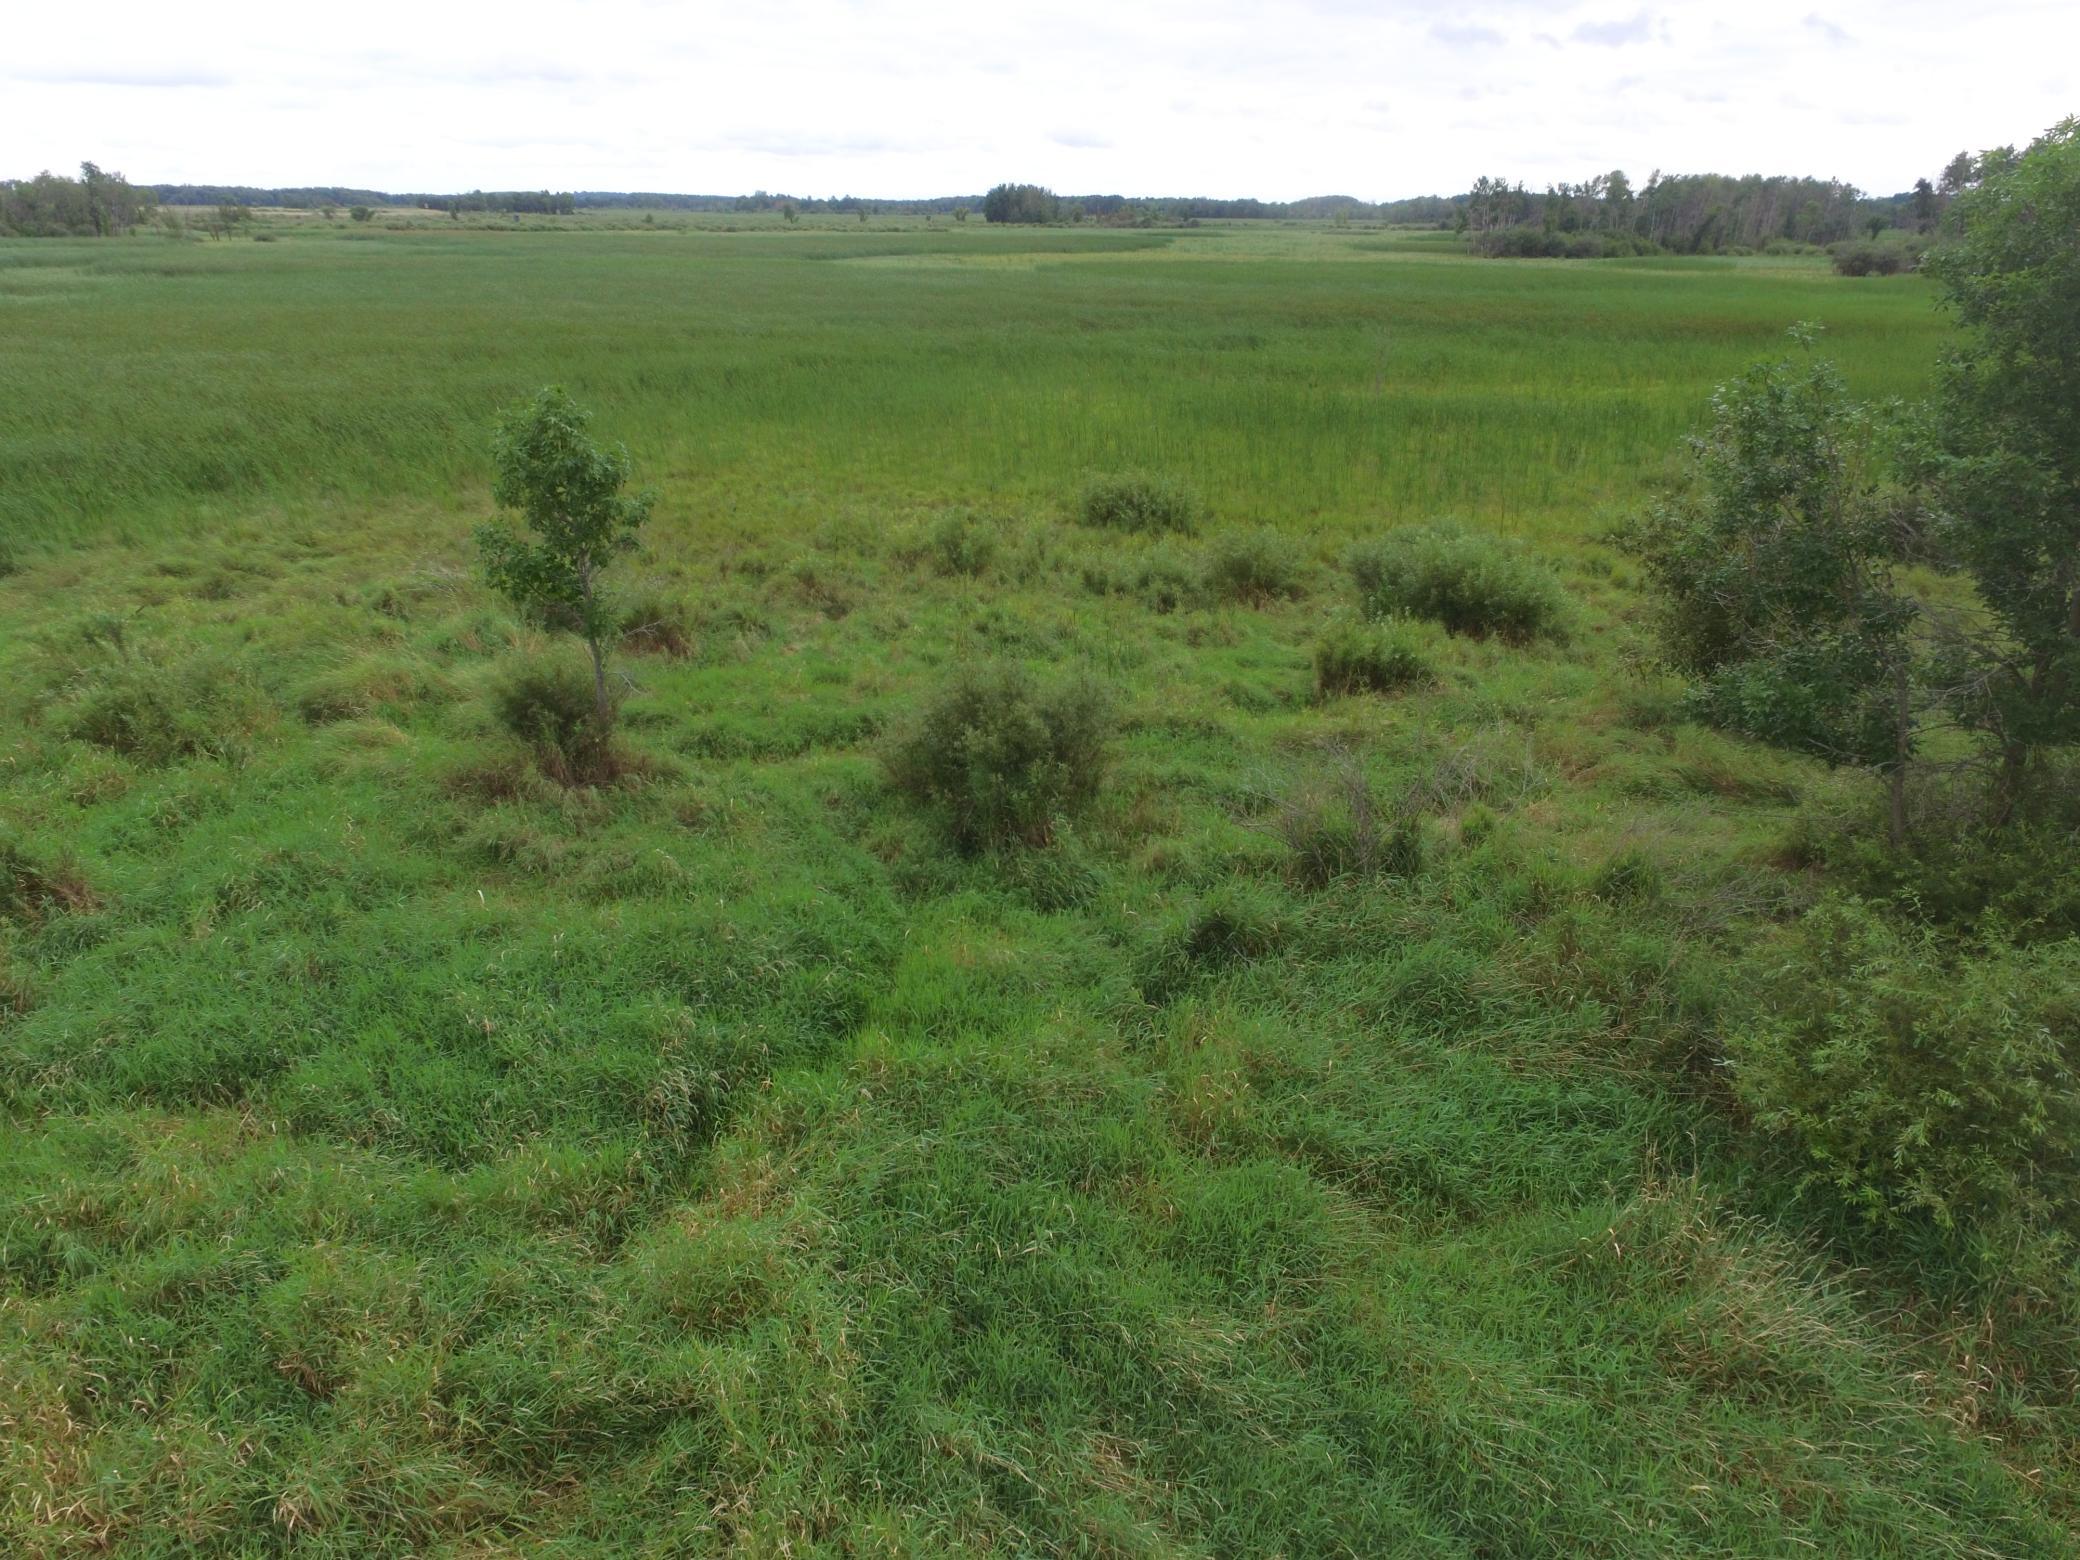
top-left (0, 222), bottom-right (2067, 1556)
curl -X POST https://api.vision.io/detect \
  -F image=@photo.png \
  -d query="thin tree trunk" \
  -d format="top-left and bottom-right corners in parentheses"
top-left (587, 636), bottom-right (610, 728)
top-left (1888, 656), bottom-right (1911, 848)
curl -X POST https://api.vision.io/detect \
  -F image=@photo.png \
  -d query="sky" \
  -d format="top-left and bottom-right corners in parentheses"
top-left (3, 0), bottom-right (2074, 200)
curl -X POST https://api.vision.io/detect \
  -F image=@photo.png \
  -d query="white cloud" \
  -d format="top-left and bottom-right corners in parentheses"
top-left (0, 0), bottom-right (2072, 198)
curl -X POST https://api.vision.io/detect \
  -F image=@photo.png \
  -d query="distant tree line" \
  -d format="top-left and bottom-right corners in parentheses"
top-left (1, 164), bottom-right (155, 237)
top-left (416, 190), bottom-right (578, 216)
top-left (0, 166), bottom-right (1977, 246)
top-left (1460, 153), bottom-right (1999, 259)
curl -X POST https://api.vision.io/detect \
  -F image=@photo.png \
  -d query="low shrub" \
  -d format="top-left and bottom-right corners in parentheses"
top-left (1346, 524), bottom-right (1569, 642)
top-left (1201, 527), bottom-right (1306, 605)
top-left (492, 659), bottom-right (617, 786)
top-left (924, 508), bottom-right (1000, 578)
top-left (1313, 619), bottom-right (1433, 698)
top-left (1829, 238), bottom-right (1925, 277)
top-left (884, 663), bottom-right (1112, 851)
top-left (1081, 544), bottom-right (1198, 613)
top-left (1079, 471), bottom-right (1202, 535)
top-left (1811, 806), bottom-right (2080, 942)
top-left (1729, 896), bottom-right (2080, 1230)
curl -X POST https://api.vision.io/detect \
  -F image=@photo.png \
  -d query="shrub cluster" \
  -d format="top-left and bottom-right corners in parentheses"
top-left (1472, 226), bottom-right (1664, 259)
top-left (1313, 619), bottom-right (1433, 698)
top-left (1201, 526), bottom-right (1306, 605)
top-left (1829, 239), bottom-right (1926, 276)
top-left (1346, 524), bottom-right (1568, 641)
top-left (884, 663), bottom-right (1111, 851)
top-left (923, 508), bottom-right (1001, 578)
top-left (1079, 472), bottom-right (1202, 535)
top-left (1729, 896), bottom-right (2080, 1230)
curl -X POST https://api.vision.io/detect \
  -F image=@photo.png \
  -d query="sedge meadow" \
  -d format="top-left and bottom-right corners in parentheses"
top-left (2, 217), bottom-right (2073, 1554)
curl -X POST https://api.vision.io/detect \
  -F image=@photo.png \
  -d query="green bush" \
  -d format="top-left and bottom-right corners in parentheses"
top-left (924, 508), bottom-right (1001, 577)
top-left (1202, 526), bottom-right (1306, 605)
top-left (1829, 239), bottom-right (1925, 277)
top-left (884, 663), bottom-right (1111, 851)
top-left (1079, 471), bottom-right (1201, 535)
top-left (492, 659), bottom-right (616, 786)
top-left (1346, 524), bottom-right (1568, 641)
top-left (1313, 619), bottom-right (1433, 698)
top-left (1729, 896), bottom-right (2080, 1229)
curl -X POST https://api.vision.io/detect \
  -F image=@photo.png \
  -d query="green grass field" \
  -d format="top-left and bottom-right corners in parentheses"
top-left (3, 222), bottom-right (2072, 1555)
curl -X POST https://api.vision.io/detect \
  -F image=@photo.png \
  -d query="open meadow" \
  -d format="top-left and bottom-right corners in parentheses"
top-left (3, 221), bottom-right (2073, 1554)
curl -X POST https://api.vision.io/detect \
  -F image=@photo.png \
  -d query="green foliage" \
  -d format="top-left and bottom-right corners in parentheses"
top-left (982, 182), bottom-right (1062, 224)
top-left (1829, 238), bottom-right (1926, 276)
top-left (1919, 118), bottom-right (2080, 816)
top-left (884, 663), bottom-right (1111, 851)
top-left (1731, 897), bottom-right (2080, 1230)
top-left (923, 507), bottom-right (1000, 577)
top-left (0, 161), bottom-right (155, 238)
top-left (1079, 471), bottom-right (1201, 535)
top-left (1346, 523), bottom-right (1568, 641)
top-left (1313, 618), bottom-right (1434, 697)
top-left (476, 387), bottom-right (654, 724)
top-left (1622, 337), bottom-right (1916, 772)
top-left (1201, 525), bottom-right (1306, 604)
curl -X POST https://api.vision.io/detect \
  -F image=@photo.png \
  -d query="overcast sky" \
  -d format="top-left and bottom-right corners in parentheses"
top-left (3, 1), bottom-right (2073, 199)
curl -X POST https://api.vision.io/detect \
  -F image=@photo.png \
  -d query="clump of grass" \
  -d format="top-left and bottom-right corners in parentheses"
top-left (884, 662), bottom-right (1111, 851)
top-left (491, 659), bottom-right (619, 786)
top-left (0, 836), bottom-right (98, 924)
top-left (1313, 619), bottom-right (1434, 698)
top-left (1347, 523), bottom-right (1569, 641)
top-left (1079, 471), bottom-right (1201, 535)
top-left (1273, 756), bottom-right (1425, 887)
top-left (1201, 526), bottom-right (1306, 605)
top-left (616, 588), bottom-right (696, 658)
top-left (294, 653), bottom-right (452, 724)
top-left (1139, 881), bottom-right (1289, 1001)
top-left (61, 648), bottom-right (272, 764)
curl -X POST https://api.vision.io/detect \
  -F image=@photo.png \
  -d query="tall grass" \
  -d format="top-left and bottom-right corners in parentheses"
top-left (0, 226), bottom-right (1943, 551)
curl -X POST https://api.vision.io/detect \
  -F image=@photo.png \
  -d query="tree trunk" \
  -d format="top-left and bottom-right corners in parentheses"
top-left (587, 636), bottom-right (610, 729)
top-left (1888, 656), bottom-right (1911, 848)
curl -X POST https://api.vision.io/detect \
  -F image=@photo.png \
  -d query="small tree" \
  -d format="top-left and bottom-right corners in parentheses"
top-left (1919, 118), bottom-right (2080, 821)
top-left (476, 388), bottom-right (654, 729)
top-left (349, 204), bottom-right (373, 223)
top-left (1623, 327), bottom-right (1922, 841)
